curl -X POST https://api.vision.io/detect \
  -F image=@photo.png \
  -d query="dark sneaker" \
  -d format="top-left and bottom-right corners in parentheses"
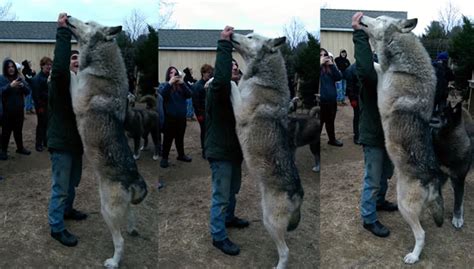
top-left (16, 148), bottom-right (31, 155)
top-left (0, 152), bottom-right (7, 160)
top-left (177, 155), bottom-right (192, 162)
top-left (64, 209), bottom-right (88, 221)
top-left (212, 238), bottom-right (240, 256)
top-left (36, 145), bottom-right (44, 152)
top-left (363, 220), bottom-right (390, 237)
top-left (328, 140), bottom-right (343, 147)
top-left (51, 229), bottom-right (78, 247)
top-left (377, 201), bottom-right (398, 212)
top-left (160, 158), bottom-right (169, 168)
top-left (226, 217), bottom-right (250, 228)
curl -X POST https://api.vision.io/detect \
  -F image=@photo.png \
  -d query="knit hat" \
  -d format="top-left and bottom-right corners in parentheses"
top-left (436, 51), bottom-right (448, 61)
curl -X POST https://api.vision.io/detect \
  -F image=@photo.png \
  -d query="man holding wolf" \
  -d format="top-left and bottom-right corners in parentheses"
top-left (205, 26), bottom-right (249, 256)
top-left (47, 13), bottom-right (87, 247)
top-left (352, 12), bottom-right (398, 238)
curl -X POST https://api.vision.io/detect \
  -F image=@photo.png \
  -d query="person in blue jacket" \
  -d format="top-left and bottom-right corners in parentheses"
top-left (320, 48), bottom-right (343, 147)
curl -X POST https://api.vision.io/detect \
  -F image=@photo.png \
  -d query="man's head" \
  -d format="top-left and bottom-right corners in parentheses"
top-left (340, 49), bottom-right (347, 58)
top-left (70, 50), bottom-right (79, 73)
top-left (40, 56), bottom-right (53, 75)
top-left (231, 59), bottom-right (240, 82)
top-left (200, 64), bottom-right (214, 81)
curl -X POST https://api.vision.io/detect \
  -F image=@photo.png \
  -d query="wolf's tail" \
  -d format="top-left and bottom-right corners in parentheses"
top-left (428, 173), bottom-right (448, 227)
top-left (130, 175), bottom-right (148, 204)
top-left (139, 95), bottom-right (157, 109)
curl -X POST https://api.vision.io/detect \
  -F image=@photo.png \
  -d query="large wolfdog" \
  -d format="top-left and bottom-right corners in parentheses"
top-left (67, 17), bottom-right (148, 268)
top-left (230, 32), bottom-right (304, 269)
top-left (360, 15), bottom-right (453, 264)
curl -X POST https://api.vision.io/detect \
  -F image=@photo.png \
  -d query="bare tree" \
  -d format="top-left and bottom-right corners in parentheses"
top-left (158, 0), bottom-right (177, 29)
top-left (123, 9), bottom-right (149, 41)
top-left (0, 1), bottom-right (17, 21)
top-left (438, 0), bottom-right (462, 33)
top-left (283, 17), bottom-right (308, 49)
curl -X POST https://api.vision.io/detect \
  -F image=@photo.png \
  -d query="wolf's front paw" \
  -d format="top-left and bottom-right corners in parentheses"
top-left (404, 252), bottom-right (419, 264)
top-left (133, 154), bottom-right (140, 160)
top-left (104, 258), bottom-right (119, 268)
top-left (152, 154), bottom-right (159, 161)
top-left (452, 216), bottom-right (464, 229)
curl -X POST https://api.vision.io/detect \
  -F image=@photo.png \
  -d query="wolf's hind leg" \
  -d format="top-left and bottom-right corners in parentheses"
top-left (397, 178), bottom-right (427, 264)
top-left (127, 207), bottom-right (139, 236)
top-left (100, 182), bottom-right (128, 268)
top-left (451, 175), bottom-right (466, 228)
top-left (262, 192), bottom-right (290, 269)
top-left (133, 137), bottom-right (141, 160)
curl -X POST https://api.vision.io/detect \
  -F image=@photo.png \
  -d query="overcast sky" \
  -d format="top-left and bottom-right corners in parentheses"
top-left (162, 0), bottom-right (319, 38)
top-left (5, 0), bottom-right (158, 27)
top-left (322, 0), bottom-right (474, 35)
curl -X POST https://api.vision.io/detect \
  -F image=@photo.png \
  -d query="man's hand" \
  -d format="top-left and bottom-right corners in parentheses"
top-left (352, 12), bottom-right (363, 30)
top-left (220, 26), bottom-right (234, 41)
top-left (58, 13), bottom-right (68, 28)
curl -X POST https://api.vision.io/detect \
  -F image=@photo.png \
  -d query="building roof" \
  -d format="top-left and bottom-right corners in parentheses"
top-left (158, 29), bottom-right (253, 50)
top-left (0, 21), bottom-right (77, 43)
top-left (321, 9), bottom-right (407, 32)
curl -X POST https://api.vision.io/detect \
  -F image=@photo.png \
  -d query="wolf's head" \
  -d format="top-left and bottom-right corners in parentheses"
top-left (231, 33), bottom-right (286, 62)
top-left (360, 15), bottom-right (417, 42)
top-left (67, 16), bottom-right (122, 46)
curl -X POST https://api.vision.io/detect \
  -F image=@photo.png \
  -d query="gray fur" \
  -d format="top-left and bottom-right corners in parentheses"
top-left (361, 15), bottom-right (444, 264)
top-left (67, 17), bottom-right (147, 268)
top-left (231, 32), bottom-right (303, 269)
top-left (125, 95), bottom-right (160, 161)
top-left (433, 101), bottom-right (472, 229)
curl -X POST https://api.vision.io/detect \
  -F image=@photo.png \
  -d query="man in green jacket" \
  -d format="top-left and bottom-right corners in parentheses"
top-left (205, 26), bottom-right (249, 256)
top-left (47, 13), bottom-right (87, 247)
top-left (352, 12), bottom-right (397, 238)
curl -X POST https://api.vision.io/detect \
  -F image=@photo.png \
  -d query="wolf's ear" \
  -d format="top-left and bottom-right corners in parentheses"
top-left (400, 18), bottom-right (417, 33)
top-left (105, 26), bottom-right (122, 40)
top-left (270, 37), bottom-right (286, 52)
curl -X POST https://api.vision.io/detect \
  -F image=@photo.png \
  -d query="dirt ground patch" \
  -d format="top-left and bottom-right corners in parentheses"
top-left (158, 118), bottom-right (319, 268)
top-left (0, 113), bottom-right (158, 268)
top-left (320, 102), bottom-right (474, 268)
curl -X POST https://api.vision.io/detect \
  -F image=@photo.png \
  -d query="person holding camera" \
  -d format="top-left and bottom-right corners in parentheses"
top-left (0, 59), bottom-right (32, 160)
top-left (320, 48), bottom-right (343, 147)
top-left (159, 66), bottom-right (193, 168)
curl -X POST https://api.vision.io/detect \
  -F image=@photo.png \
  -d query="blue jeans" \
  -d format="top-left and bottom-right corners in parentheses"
top-left (48, 151), bottom-right (83, 232)
top-left (209, 159), bottom-right (242, 241)
top-left (360, 145), bottom-right (394, 224)
top-left (25, 93), bottom-right (34, 111)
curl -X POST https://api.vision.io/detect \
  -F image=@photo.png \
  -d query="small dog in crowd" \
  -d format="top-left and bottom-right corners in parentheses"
top-left (288, 96), bottom-right (320, 173)
top-left (125, 95), bottom-right (160, 160)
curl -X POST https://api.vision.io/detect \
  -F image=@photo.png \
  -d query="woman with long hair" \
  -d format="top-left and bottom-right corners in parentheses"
top-left (158, 66), bottom-right (193, 168)
top-left (320, 48), bottom-right (343, 147)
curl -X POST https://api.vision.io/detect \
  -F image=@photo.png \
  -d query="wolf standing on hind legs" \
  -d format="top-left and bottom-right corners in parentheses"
top-left (230, 29), bottom-right (304, 269)
top-left (65, 14), bottom-right (148, 268)
top-left (356, 12), bottom-right (448, 264)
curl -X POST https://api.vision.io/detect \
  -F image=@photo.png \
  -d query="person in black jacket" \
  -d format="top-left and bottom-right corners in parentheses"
top-left (31, 57), bottom-right (52, 152)
top-left (432, 51), bottom-right (455, 115)
top-left (335, 49), bottom-right (351, 105)
top-left (21, 59), bottom-right (36, 114)
top-left (344, 63), bottom-right (360, 145)
top-left (0, 58), bottom-right (32, 160)
top-left (193, 63), bottom-right (214, 159)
